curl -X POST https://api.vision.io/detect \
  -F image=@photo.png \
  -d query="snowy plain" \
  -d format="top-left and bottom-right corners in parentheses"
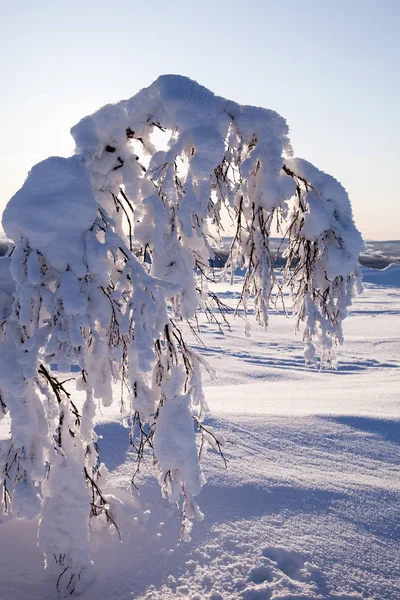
top-left (0, 264), bottom-right (399, 600)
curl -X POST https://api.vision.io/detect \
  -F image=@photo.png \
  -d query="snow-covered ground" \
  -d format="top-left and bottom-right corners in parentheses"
top-left (1, 265), bottom-right (399, 599)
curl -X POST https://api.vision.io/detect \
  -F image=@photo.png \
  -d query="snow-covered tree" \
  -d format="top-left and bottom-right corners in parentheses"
top-left (0, 75), bottom-right (363, 593)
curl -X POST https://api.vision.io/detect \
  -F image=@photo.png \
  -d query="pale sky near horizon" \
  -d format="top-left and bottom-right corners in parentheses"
top-left (0, 0), bottom-right (398, 240)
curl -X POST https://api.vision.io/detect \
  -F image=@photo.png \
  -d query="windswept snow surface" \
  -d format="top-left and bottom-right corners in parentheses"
top-left (0, 267), bottom-right (399, 600)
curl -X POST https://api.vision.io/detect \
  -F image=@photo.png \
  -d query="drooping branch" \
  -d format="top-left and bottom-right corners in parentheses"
top-left (0, 75), bottom-right (363, 593)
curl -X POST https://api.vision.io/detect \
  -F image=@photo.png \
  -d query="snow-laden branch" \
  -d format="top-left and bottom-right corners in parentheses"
top-left (0, 75), bottom-right (363, 592)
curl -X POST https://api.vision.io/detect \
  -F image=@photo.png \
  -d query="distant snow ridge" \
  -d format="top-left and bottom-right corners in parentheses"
top-left (362, 263), bottom-right (400, 287)
top-left (0, 75), bottom-right (363, 593)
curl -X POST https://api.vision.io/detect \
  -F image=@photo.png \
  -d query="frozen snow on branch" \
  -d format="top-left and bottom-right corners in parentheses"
top-left (0, 74), bottom-right (363, 592)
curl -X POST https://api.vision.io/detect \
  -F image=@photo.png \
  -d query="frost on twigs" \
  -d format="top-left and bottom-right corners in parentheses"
top-left (0, 75), bottom-right (362, 592)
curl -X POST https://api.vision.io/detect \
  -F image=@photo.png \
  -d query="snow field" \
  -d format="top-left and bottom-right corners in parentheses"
top-left (0, 267), bottom-right (398, 599)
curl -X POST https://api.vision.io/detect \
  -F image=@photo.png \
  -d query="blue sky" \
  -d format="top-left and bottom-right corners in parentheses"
top-left (1, 0), bottom-right (398, 240)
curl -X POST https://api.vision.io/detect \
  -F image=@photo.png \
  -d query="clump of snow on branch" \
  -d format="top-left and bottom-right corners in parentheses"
top-left (0, 74), bottom-right (363, 592)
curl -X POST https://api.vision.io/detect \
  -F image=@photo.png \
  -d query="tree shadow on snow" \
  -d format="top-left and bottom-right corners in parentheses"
top-left (85, 480), bottom-right (345, 600)
top-left (199, 483), bottom-right (344, 525)
top-left (323, 415), bottom-right (400, 445)
top-left (192, 345), bottom-right (399, 374)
